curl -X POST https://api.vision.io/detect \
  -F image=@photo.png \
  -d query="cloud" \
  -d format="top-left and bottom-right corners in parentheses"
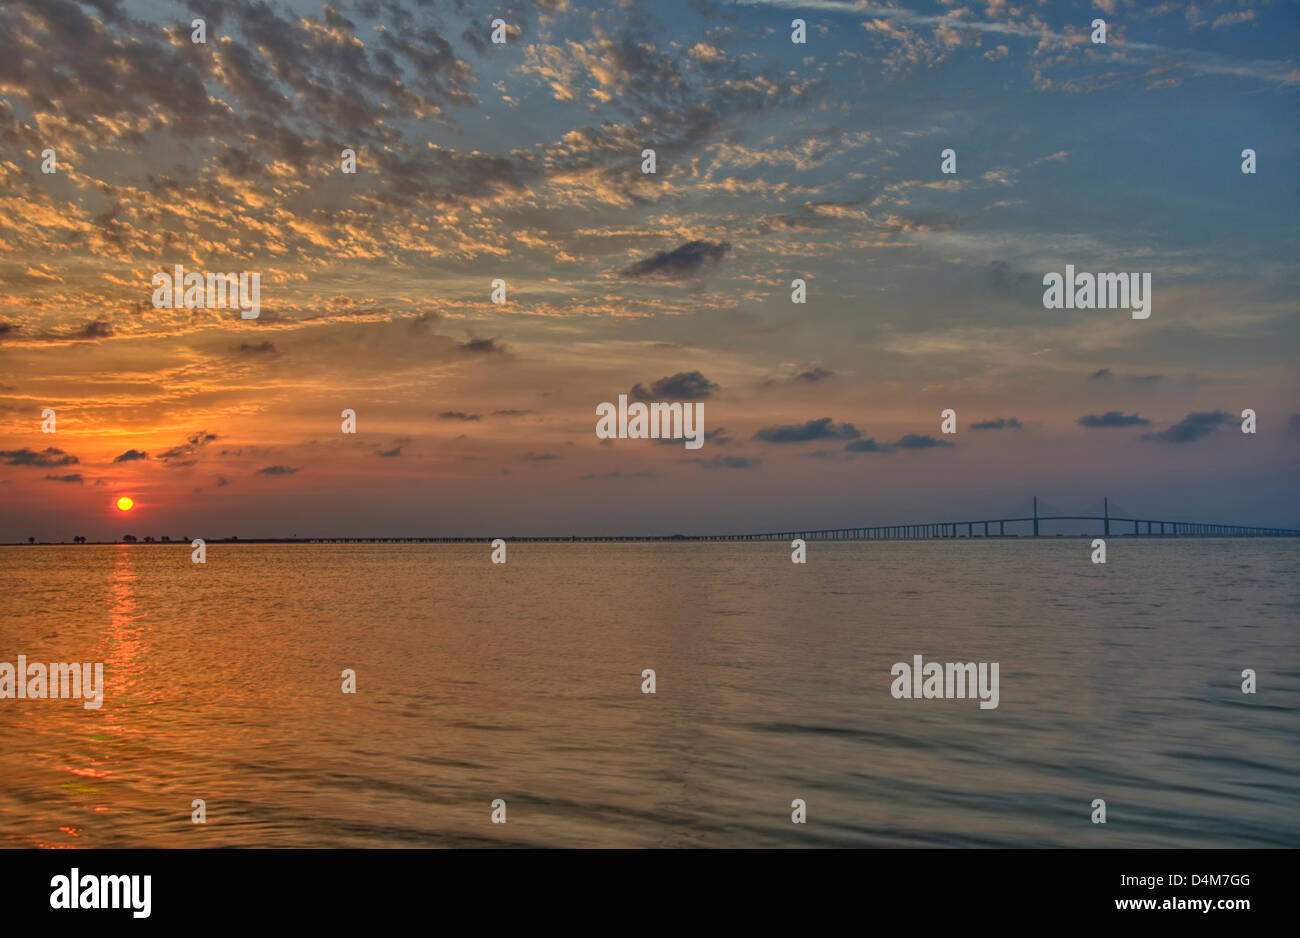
top-left (654, 427), bottom-right (733, 446)
top-left (1078, 411), bottom-right (1150, 428)
top-left (491, 409), bottom-right (534, 417)
top-left (377, 447), bottom-right (403, 458)
top-left (844, 438), bottom-right (890, 453)
top-left (257, 465), bottom-right (300, 476)
top-left (113, 449), bottom-right (149, 462)
top-left (844, 434), bottom-right (955, 453)
top-left (687, 42), bottom-right (726, 64)
top-left (460, 337), bottom-right (506, 354)
top-left (893, 434), bottom-right (954, 450)
top-left (235, 341), bottom-right (278, 355)
top-left (1, 447), bottom-right (79, 467)
top-left (77, 320), bottom-right (113, 340)
top-left (754, 417), bottom-right (860, 444)
top-left (521, 452), bottom-right (556, 461)
top-left (1212, 10), bottom-right (1256, 29)
top-left (439, 411), bottom-right (482, 421)
top-left (686, 455), bottom-right (761, 470)
top-left (970, 417), bottom-right (1023, 431)
top-left (159, 432), bottom-right (219, 462)
top-left (629, 371), bottom-right (719, 401)
top-left (760, 366), bottom-right (836, 389)
top-left (621, 240), bottom-right (730, 280)
top-left (794, 367), bottom-right (834, 383)
top-left (579, 470), bottom-right (660, 479)
top-left (990, 260), bottom-right (1012, 293)
top-left (43, 473), bottom-right (83, 483)
top-left (1088, 369), bottom-right (1161, 384)
top-left (1141, 411), bottom-right (1234, 444)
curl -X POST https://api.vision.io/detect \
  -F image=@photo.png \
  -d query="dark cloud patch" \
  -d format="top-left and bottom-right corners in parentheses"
top-left (629, 371), bottom-right (719, 401)
top-left (621, 240), bottom-right (730, 280)
top-left (1, 447), bottom-right (79, 467)
top-left (234, 341), bottom-right (278, 355)
top-left (521, 452), bottom-right (556, 461)
top-left (113, 449), bottom-right (149, 462)
top-left (1141, 411), bottom-right (1234, 444)
top-left (77, 319), bottom-right (113, 339)
top-left (990, 260), bottom-right (1011, 293)
top-left (439, 410), bottom-right (481, 421)
top-left (795, 367), bottom-right (834, 383)
top-left (654, 427), bottom-right (732, 446)
top-left (215, 475), bottom-right (230, 487)
top-left (985, 260), bottom-right (1036, 294)
top-left (1133, 374), bottom-right (1163, 384)
top-left (43, 473), bottom-right (83, 483)
top-left (491, 409), bottom-right (534, 417)
top-left (684, 455), bottom-right (761, 470)
top-left (376, 436), bottom-right (413, 458)
top-left (1090, 368), bottom-right (1111, 380)
top-left (970, 417), bottom-right (1023, 431)
top-left (844, 438), bottom-right (890, 453)
top-left (579, 470), bottom-right (660, 480)
top-left (257, 465), bottom-right (299, 476)
top-left (159, 432), bottom-right (219, 462)
top-left (764, 366), bottom-right (835, 387)
top-left (1078, 411), bottom-right (1149, 428)
top-left (845, 435), bottom-right (955, 454)
top-left (894, 434), bottom-right (953, 450)
top-left (460, 337), bottom-right (505, 354)
top-left (409, 311), bottom-right (443, 332)
top-left (754, 418), bottom-right (859, 444)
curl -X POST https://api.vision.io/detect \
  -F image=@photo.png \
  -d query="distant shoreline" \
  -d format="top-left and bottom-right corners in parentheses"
top-left (5, 532), bottom-right (1300, 546)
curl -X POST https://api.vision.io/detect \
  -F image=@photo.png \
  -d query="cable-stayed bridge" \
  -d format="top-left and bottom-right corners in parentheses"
top-left (698, 496), bottom-right (1300, 542)
top-left (195, 496), bottom-right (1300, 543)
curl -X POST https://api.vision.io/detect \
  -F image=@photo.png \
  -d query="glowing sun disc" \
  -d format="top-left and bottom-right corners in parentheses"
top-left (116, 497), bottom-right (134, 512)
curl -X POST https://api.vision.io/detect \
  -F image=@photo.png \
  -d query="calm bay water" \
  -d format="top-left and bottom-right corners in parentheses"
top-left (1, 540), bottom-right (1296, 848)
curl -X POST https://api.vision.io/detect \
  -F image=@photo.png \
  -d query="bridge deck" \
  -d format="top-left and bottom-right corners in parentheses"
top-left (227, 516), bottom-right (1300, 543)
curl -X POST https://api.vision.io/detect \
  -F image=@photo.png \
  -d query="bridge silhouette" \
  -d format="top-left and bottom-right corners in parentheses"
top-left (198, 496), bottom-right (1299, 543)
top-left (697, 497), bottom-right (1300, 542)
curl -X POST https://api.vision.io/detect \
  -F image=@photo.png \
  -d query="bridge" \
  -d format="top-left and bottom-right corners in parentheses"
top-left (186, 496), bottom-right (1299, 543)
top-left (703, 497), bottom-right (1300, 542)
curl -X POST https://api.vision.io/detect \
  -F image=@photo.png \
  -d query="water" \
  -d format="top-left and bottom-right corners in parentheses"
top-left (1, 540), bottom-right (1296, 848)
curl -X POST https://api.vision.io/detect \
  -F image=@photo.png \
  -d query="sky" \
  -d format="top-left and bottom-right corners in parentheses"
top-left (0, 0), bottom-right (1297, 540)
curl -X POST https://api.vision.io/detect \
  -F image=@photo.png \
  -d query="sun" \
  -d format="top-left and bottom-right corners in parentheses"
top-left (116, 496), bottom-right (134, 512)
